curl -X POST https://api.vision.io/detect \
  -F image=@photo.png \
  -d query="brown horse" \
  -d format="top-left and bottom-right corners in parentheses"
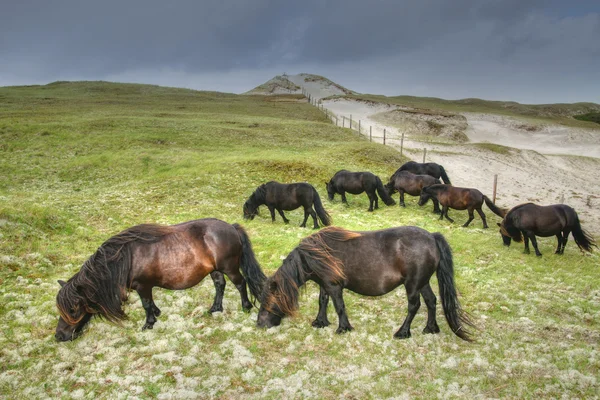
top-left (257, 226), bottom-right (474, 341)
top-left (55, 218), bottom-right (266, 341)
top-left (498, 203), bottom-right (596, 256)
top-left (385, 170), bottom-right (441, 213)
top-left (419, 184), bottom-right (506, 228)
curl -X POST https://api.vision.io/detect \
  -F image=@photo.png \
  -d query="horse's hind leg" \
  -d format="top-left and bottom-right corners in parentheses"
top-left (311, 286), bottom-right (331, 328)
top-left (399, 190), bottom-right (406, 207)
top-left (136, 287), bottom-right (158, 330)
top-left (367, 191), bottom-right (376, 211)
top-left (522, 232), bottom-right (531, 254)
top-left (222, 269), bottom-right (253, 311)
top-left (476, 208), bottom-right (488, 228)
top-left (208, 271), bottom-right (226, 313)
top-left (420, 283), bottom-right (440, 334)
top-left (306, 207), bottom-right (319, 229)
top-left (554, 234), bottom-right (563, 254)
top-left (559, 230), bottom-right (570, 254)
top-left (528, 233), bottom-right (542, 256)
top-left (300, 208), bottom-right (310, 228)
top-left (463, 209), bottom-right (475, 227)
top-left (395, 282), bottom-right (421, 339)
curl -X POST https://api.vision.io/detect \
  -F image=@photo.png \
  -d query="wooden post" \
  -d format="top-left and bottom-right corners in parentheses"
top-left (384, 128), bottom-right (386, 145)
top-left (493, 174), bottom-right (498, 203)
top-left (350, 114), bottom-right (352, 130)
top-left (336, 116), bottom-right (338, 126)
top-left (400, 131), bottom-right (405, 158)
top-left (423, 148), bottom-right (427, 162)
top-left (358, 120), bottom-right (361, 135)
top-left (342, 116), bottom-right (345, 128)
top-left (560, 193), bottom-right (565, 203)
top-left (369, 126), bottom-right (372, 142)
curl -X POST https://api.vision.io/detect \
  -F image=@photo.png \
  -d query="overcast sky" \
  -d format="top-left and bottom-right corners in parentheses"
top-left (2, 0), bottom-right (599, 104)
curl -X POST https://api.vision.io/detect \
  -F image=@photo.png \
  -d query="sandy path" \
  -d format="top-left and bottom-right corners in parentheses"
top-left (319, 98), bottom-right (600, 235)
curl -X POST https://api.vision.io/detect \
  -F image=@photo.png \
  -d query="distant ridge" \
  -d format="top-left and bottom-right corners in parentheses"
top-left (244, 73), bottom-right (355, 98)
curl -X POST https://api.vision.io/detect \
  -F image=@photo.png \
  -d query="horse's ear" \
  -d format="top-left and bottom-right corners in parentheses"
top-left (58, 280), bottom-right (67, 287)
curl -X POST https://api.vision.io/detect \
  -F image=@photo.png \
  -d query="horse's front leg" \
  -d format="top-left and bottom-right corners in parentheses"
top-left (208, 271), bottom-right (226, 313)
top-left (136, 286), bottom-right (158, 330)
top-left (341, 192), bottom-right (348, 204)
top-left (326, 285), bottom-right (353, 333)
top-left (443, 206), bottom-right (454, 223)
top-left (276, 208), bottom-right (290, 224)
top-left (432, 198), bottom-right (441, 214)
top-left (268, 206), bottom-right (276, 222)
top-left (312, 286), bottom-right (331, 328)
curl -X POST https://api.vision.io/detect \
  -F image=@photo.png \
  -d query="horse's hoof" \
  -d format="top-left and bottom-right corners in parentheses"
top-left (394, 330), bottom-right (411, 339)
top-left (422, 325), bottom-right (440, 334)
top-left (142, 323), bottom-right (154, 331)
top-left (336, 325), bottom-right (354, 334)
top-left (153, 307), bottom-right (161, 317)
top-left (312, 319), bottom-right (330, 328)
top-left (483, 226), bottom-right (489, 229)
top-left (208, 306), bottom-right (223, 314)
top-left (536, 253), bottom-right (542, 257)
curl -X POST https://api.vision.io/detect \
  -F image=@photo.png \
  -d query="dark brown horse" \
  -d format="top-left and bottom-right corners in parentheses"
top-left (396, 161), bottom-right (451, 184)
top-left (385, 170), bottom-right (441, 213)
top-left (243, 181), bottom-right (331, 228)
top-left (326, 170), bottom-right (395, 212)
top-left (257, 226), bottom-right (474, 341)
top-left (419, 184), bottom-right (506, 228)
top-left (55, 219), bottom-right (266, 341)
top-left (498, 203), bottom-right (597, 256)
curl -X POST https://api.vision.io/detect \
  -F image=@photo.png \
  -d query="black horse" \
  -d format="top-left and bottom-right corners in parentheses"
top-left (395, 161), bottom-right (451, 184)
top-left (257, 226), bottom-right (474, 341)
top-left (498, 203), bottom-right (597, 256)
top-left (243, 181), bottom-right (331, 228)
top-left (326, 170), bottom-right (395, 211)
top-left (419, 184), bottom-right (506, 228)
top-left (55, 219), bottom-right (266, 341)
top-left (385, 170), bottom-right (441, 213)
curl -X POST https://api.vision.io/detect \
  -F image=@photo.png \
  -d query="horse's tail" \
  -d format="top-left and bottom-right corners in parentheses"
top-left (570, 212), bottom-right (597, 253)
top-left (233, 224), bottom-right (267, 302)
top-left (376, 176), bottom-right (396, 206)
top-left (439, 166), bottom-right (451, 185)
top-left (312, 188), bottom-right (332, 226)
top-left (433, 232), bottom-right (475, 342)
top-left (483, 195), bottom-right (506, 218)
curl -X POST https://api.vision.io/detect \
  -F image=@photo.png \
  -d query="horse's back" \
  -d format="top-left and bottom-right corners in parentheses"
top-left (325, 226), bottom-right (439, 296)
top-left (508, 203), bottom-right (568, 236)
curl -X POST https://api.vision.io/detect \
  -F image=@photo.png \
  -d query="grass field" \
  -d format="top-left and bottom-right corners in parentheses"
top-left (1, 81), bottom-right (598, 399)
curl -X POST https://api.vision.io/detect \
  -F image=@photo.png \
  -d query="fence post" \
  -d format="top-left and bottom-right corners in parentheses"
top-left (342, 116), bottom-right (345, 128)
top-left (560, 193), bottom-right (565, 203)
top-left (336, 116), bottom-right (338, 126)
top-left (423, 148), bottom-right (427, 162)
top-left (400, 131), bottom-right (405, 159)
top-left (369, 126), bottom-right (372, 142)
top-left (384, 129), bottom-right (386, 145)
top-left (493, 174), bottom-right (498, 203)
top-left (350, 114), bottom-right (352, 130)
top-left (358, 120), bottom-right (361, 136)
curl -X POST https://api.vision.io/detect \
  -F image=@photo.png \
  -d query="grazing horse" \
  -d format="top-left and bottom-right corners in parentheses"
top-left (55, 219), bottom-right (266, 341)
top-left (257, 226), bottom-right (474, 341)
top-left (396, 161), bottom-right (451, 184)
top-left (498, 203), bottom-right (597, 256)
top-left (243, 181), bottom-right (331, 228)
top-left (419, 184), bottom-right (506, 228)
top-left (385, 170), bottom-right (441, 213)
top-left (326, 170), bottom-right (395, 211)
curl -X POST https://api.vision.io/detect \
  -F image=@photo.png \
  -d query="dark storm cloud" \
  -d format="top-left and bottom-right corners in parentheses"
top-left (1, 0), bottom-right (599, 102)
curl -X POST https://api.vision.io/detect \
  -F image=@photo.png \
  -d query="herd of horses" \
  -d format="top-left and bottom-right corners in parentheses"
top-left (55, 161), bottom-right (596, 343)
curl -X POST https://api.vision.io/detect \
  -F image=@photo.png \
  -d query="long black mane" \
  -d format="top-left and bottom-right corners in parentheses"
top-left (57, 224), bottom-right (172, 324)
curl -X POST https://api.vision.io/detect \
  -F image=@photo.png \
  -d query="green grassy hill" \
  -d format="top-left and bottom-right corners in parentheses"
top-left (1, 82), bottom-right (598, 398)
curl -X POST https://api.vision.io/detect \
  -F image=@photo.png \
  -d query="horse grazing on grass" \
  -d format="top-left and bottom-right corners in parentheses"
top-left (498, 203), bottom-right (597, 256)
top-left (243, 181), bottom-right (331, 228)
top-left (385, 170), bottom-right (441, 213)
top-left (326, 170), bottom-right (395, 212)
top-left (396, 161), bottom-right (451, 184)
top-left (55, 219), bottom-right (266, 341)
top-left (419, 184), bottom-right (506, 228)
top-left (257, 226), bottom-right (474, 341)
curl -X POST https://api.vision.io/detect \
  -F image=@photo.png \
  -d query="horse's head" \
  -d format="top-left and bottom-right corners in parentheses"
top-left (55, 280), bottom-right (93, 341)
top-left (384, 180), bottom-right (397, 196)
top-left (325, 180), bottom-right (335, 200)
top-left (497, 222), bottom-right (514, 246)
top-left (243, 199), bottom-right (258, 220)
top-left (256, 280), bottom-right (285, 329)
top-left (418, 186), bottom-right (432, 206)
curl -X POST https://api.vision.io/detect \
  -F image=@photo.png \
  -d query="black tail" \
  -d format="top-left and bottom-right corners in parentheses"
top-left (571, 213), bottom-right (597, 253)
top-left (233, 224), bottom-right (267, 302)
top-left (376, 176), bottom-right (396, 206)
top-left (439, 166), bottom-right (451, 185)
top-left (433, 233), bottom-right (475, 342)
top-left (312, 189), bottom-right (332, 226)
top-left (483, 195), bottom-right (506, 218)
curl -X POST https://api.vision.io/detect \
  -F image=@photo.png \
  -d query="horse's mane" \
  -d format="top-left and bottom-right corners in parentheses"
top-left (57, 224), bottom-right (173, 324)
top-left (263, 227), bottom-right (361, 317)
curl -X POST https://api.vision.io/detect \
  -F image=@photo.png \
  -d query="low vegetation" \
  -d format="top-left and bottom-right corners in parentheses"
top-left (574, 112), bottom-right (600, 125)
top-left (1, 82), bottom-right (598, 398)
